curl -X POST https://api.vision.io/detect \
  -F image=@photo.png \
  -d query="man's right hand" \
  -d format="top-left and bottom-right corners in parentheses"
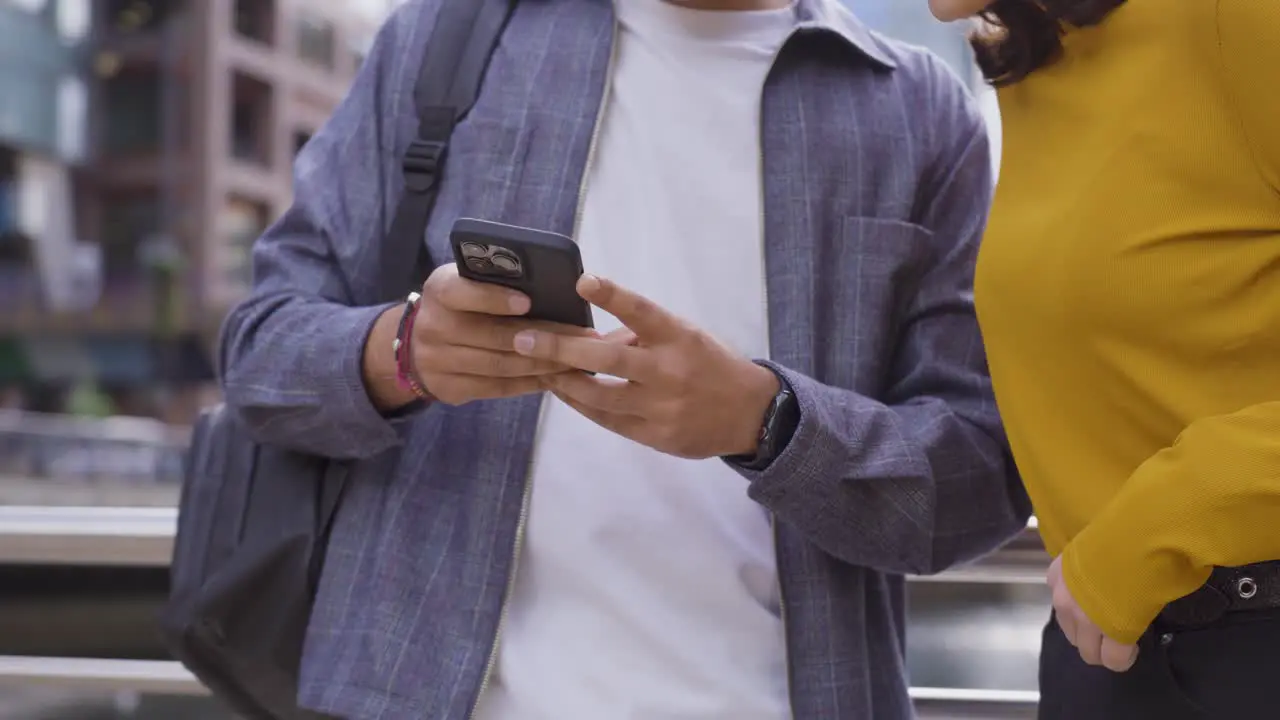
top-left (363, 263), bottom-right (595, 411)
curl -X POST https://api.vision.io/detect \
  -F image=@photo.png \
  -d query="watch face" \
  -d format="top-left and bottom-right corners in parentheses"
top-left (754, 389), bottom-right (791, 458)
top-left (729, 364), bottom-right (798, 470)
top-left (770, 389), bottom-right (800, 450)
top-left (761, 395), bottom-right (783, 442)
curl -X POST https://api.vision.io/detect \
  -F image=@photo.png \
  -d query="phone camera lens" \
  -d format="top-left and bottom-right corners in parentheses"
top-left (460, 241), bottom-right (488, 258)
top-left (490, 252), bottom-right (521, 275)
top-left (466, 256), bottom-right (493, 273)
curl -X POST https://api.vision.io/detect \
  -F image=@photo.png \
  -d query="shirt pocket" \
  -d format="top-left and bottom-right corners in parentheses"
top-left (809, 216), bottom-right (935, 392)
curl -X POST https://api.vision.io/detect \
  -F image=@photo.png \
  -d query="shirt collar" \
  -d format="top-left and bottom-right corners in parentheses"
top-left (792, 0), bottom-right (897, 70)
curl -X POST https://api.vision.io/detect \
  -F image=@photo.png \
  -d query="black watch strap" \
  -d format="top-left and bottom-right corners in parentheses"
top-left (727, 363), bottom-right (801, 471)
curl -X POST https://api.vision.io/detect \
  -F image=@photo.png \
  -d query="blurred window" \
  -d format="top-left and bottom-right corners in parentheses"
top-left (6, 0), bottom-right (48, 14)
top-left (99, 193), bottom-right (159, 282)
top-left (101, 68), bottom-right (161, 154)
top-left (233, 0), bottom-right (274, 45)
top-left (56, 74), bottom-right (87, 161)
top-left (229, 72), bottom-right (272, 165)
top-left (101, 0), bottom-right (171, 33)
top-left (220, 195), bottom-right (269, 290)
top-left (349, 31), bottom-right (373, 73)
top-left (55, 0), bottom-right (90, 42)
top-left (292, 130), bottom-right (312, 157)
top-left (0, 148), bottom-right (16, 240)
top-left (296, 11), bottom-right (336, 71)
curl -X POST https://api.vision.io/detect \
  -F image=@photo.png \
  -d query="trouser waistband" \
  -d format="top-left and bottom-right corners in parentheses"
top-left (1159, 560), bottom-right (1280, 628)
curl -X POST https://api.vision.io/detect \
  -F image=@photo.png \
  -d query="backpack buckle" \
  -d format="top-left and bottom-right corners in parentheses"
top-left (402, 139), bottom-right (448, 192)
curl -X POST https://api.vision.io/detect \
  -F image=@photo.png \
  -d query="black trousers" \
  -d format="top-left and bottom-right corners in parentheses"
top-left (1038, 608), bottom-right (1280, 719)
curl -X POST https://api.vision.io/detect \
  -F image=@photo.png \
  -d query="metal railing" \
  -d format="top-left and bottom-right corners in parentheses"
top-left (0, 410), bottom-right (189, 486)
top-left (0, 657), bottom-right (1039, 718)
top-left (913, 518), bottom-right (1048, 585)
top-left (0, 505), bottom-right (1048, 580)
top-left (912, 688), bottom-right (1039, 719)
top-left (0, 657), bottom-right (205, 696)
top-left (0, 505), bottom-right (176, 565)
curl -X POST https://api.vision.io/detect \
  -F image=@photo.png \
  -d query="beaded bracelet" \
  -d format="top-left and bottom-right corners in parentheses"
top-left (393, 291), bottom-right (431, 400)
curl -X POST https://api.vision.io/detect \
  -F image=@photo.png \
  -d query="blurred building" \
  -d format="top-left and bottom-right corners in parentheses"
top-left (0, 0), bottom-right (92, 411)
top-left (0, 0), bottom-right (394, 422)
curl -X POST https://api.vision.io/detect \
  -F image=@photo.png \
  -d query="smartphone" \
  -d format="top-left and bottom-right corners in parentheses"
top-left (450, 218), bottom-right (594, 328)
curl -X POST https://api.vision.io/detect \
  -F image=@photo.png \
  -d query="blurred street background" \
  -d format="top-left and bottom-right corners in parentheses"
top-left (0, 1), bottom-right (1031, 718)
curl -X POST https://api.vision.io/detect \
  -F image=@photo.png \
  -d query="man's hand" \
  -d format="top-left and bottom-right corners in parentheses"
top-left (363, 264), bottom-right (596, 410)
top-left (511, 274), bottom-right (780, 459)
top-left (1048, 554), bottom-right (1140, 672)
top-left (411, 264), bottom-right (604, 406)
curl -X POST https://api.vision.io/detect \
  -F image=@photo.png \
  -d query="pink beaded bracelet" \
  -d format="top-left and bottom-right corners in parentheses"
top-left (392, 292), bottom-right (431, 400)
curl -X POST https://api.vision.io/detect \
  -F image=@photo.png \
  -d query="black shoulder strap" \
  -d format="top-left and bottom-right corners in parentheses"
top-left (378, 0), bottom-right (517, 299)
top-left (326, 0), bottom-right (515, 529)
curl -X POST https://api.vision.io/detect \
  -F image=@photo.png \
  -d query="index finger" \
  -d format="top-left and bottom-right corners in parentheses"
top-left (513, 330), bottom-right (657, 382)
top-left (425, 264), bottom-right (531, 316)
top-left (443, 313), bottom-right (600, 354)
top-left (577, 275), bottom-right (681, 341)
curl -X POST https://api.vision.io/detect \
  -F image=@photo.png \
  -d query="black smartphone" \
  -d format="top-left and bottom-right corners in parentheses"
top-left (450, 218), bottom-right (594, 328)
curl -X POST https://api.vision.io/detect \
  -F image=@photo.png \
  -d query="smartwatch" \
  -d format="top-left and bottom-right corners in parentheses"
top-left (726, 362), bottom-right (801, 471)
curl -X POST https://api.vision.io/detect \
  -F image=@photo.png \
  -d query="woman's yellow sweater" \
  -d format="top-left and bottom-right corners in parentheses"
top-left (975, 0), bottom-right (1280, 643)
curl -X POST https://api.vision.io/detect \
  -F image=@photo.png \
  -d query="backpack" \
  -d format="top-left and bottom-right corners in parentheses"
top-left (159, 2), bottom-right (516, 717)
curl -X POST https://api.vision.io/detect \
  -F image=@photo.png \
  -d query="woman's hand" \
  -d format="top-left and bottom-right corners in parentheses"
top-left (1048, 554), bottom-right (1140, 672)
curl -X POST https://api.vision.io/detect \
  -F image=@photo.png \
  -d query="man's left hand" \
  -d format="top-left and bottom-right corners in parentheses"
top-left (512, 274), bottom-right (780, 459)
top-left (1048, 554), bottom-right (1140, 673)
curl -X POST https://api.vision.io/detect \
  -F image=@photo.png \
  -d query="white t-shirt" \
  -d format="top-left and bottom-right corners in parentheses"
top-left (474, 1), bottom-right (795, 718)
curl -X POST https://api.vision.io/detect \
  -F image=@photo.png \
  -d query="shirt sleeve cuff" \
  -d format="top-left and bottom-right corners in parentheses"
top-left (330, 301), bottom-right (410, 450)
top-left (1061, 534), bottom-right (1193, 645)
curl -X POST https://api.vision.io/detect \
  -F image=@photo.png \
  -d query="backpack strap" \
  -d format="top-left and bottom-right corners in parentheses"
top-left (326, 0), bottom-right (516, 532)
top-left (379, 0), bottom-right (518, 298)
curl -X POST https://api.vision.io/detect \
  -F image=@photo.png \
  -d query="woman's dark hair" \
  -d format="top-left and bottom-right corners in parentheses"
top-left (972, 0), bottom-right (1128, 86)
